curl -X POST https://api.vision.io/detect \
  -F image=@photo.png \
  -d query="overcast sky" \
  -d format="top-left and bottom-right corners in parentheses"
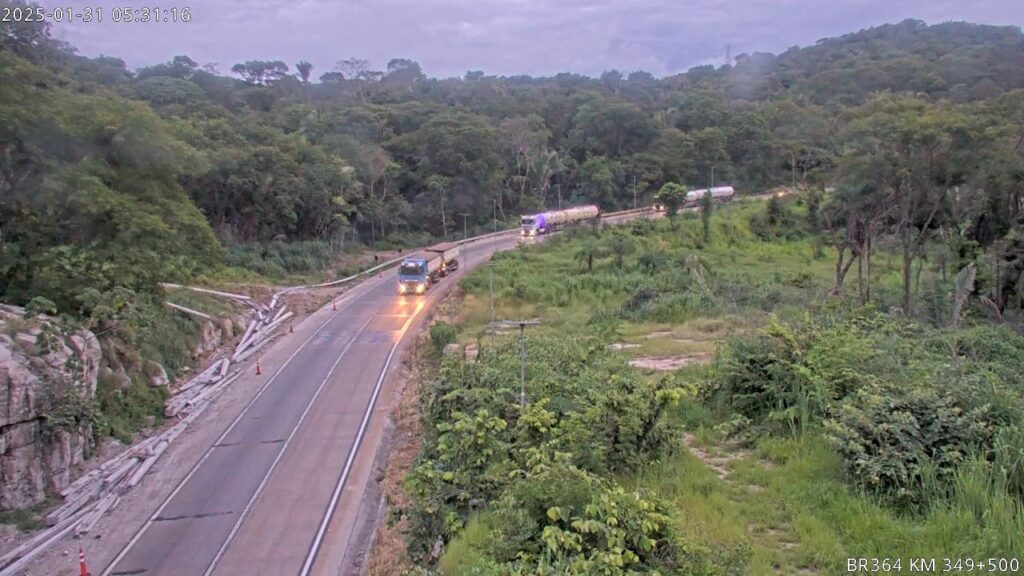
top-left (40, 0), bottom-right (1023, 79)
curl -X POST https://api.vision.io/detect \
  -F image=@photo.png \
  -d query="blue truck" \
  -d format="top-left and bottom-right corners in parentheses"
top-left (397, 242), bottom-right (460, 295)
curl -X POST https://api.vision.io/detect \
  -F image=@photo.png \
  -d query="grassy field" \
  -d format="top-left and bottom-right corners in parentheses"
top-left (397, 195), bottom-right (1024, 575)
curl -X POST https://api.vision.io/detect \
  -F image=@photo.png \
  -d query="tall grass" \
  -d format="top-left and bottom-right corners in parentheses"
top-left (446, 196), bottom-right (1024, 572)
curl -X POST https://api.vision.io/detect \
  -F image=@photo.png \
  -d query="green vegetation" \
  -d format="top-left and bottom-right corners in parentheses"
top-left (400, 197), bottom-right (1024, 574)
top-left (407, 331), bottom-right (689, 573)
top-left (2, 0), bottom-right (1024, 526)
top-left (4, 5), bottom-right (1023, 325)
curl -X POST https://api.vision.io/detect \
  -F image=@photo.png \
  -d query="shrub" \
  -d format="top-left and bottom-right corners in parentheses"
top-left (444, 465), bottom-right (683, 574)
top-left (825, 383), bottom-right (992, 508)
top-left (429, 323), bottom-right (457, 356)
top-left (407, 332), bottom-right (686, 569)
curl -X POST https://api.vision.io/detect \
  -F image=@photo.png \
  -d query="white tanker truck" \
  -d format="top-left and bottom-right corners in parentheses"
top-left (520, 205), bottom-right (600, 236)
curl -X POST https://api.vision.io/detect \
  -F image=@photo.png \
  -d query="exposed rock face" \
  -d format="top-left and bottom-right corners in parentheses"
top-left (0, 306), bottom-right (101, 509)
top-left (192, 317), bottom-right (241, 359)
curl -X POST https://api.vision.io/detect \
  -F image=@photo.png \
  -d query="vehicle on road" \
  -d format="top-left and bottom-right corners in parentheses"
top-left (684, 186), bottom-right (735, 207)
top-left (397, 242), bottom-right (461, 295)
top-left (520, 205), bottom-right (600, 237)
top-left (397, 253), bottom-right (440, 295)
top-left (424, 241), bottom-right (460, 275)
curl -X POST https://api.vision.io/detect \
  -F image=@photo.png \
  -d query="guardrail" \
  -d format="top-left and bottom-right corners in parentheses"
top-left (274, 206), bottom-right (660, 294)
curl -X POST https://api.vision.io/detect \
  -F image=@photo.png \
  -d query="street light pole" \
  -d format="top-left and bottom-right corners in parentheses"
top-left (633, 175), bottom-right (637, 210)
top-left (489, 319), bottom-right (540, 407)
top-left (518, 323), bottom-right (526, 406)
top-left (459, 212), bottom-right (470, 264)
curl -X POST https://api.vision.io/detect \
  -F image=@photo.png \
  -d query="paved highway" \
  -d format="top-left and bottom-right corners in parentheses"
top-left (102, 210), bottom-right (655, 576)
top-left (101, 232), bottom-right (524, 576)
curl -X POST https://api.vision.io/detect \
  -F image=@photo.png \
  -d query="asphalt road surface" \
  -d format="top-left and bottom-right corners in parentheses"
top-left (102, 211), bottom-right (654, 576)
top-left (101, 231), bottom-right (528, 576)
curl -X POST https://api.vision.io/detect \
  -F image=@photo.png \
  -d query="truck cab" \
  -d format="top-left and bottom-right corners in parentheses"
top-left (521, 214), bottom-right (546, 236)
top-left (397, 257), bottom-right (431, 295)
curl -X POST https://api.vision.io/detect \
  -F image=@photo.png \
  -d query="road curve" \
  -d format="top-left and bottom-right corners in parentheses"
top-left (100, 206), bottom-right (667, 576)
top-left (102, 232), bottom-right (521, 576)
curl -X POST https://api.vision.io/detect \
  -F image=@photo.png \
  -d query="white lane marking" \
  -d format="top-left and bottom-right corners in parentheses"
top-left (298, 300), bottom-right (426, 576)
top-left (298, 238), bottom-right (510, 575)
top-left (101, 281), bottom-right (379, 576)
top-left (202, 309), bottom-right (381, 576)
top-left (105, 235), bottom-right (539, 575)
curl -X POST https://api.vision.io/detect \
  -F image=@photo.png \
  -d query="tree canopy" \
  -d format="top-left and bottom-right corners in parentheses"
top-left (1, 0), bottom-right (1023, 321)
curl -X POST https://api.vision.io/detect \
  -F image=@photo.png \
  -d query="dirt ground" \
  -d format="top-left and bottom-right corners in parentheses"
top-left (628, 353), bottom-right (712, 371)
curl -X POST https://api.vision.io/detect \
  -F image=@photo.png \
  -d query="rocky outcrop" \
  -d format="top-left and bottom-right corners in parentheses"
top-left (190, 317), bottom-right (241, 359)
top-left (0, 306), bottom-right (101, 509)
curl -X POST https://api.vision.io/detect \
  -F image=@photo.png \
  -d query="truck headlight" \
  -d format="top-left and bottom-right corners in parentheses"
top-left (416, 283), bottom-right (425, 293)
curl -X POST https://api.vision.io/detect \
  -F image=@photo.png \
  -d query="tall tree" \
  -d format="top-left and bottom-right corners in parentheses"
top-left (296, 60), bottom-right (313, 84)
top-left (230, 60), bottom-right (289, 85)
top-left (655, 183), bottom-right (687, 225)
top-left (839, 94), bottom-right (972, 310)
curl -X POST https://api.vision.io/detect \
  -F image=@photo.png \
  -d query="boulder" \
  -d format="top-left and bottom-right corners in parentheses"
top-left (145, 360), bottom-right (170, 387)
top-left (192, 320), bottom-right (222, 359)
top-left (114, 367), bottom-right (133, 390)
top-left (219, 318), bottom-right (235, 340)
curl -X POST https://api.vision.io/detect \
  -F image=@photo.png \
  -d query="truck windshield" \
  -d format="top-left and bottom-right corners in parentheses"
top-left (521, 217), bottom-right (535, 226)
top-left (400, 262), bottom-right (424, 275)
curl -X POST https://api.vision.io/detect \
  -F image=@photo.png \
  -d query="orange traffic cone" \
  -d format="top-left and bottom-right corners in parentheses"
top-left (256, 357), bottom-right (262, 376)
top-left (289, 324), bottom-right (294, 334)
top-left (332, 299), bottom-right (336, 311)
top-left (79, 547), bottom-right (89, 576)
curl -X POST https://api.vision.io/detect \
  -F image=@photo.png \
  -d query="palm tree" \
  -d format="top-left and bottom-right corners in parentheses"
top-left (574, 239), bottom-right (604, 271)
top-left (296, 60), bottom-right (313, 84)
top-left (638, 249), bottom-right (666, 275)
top-left (605, 234), bottom-right (635, 270)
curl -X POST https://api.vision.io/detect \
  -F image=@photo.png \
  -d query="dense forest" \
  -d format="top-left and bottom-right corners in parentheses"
top-left (2, 4), bottom-right (1023, 324)
top-left (3, 1), bottom-right (1024, 568)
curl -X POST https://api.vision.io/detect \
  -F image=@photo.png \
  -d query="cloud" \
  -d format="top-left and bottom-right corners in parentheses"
top-left (39, 0), bottom-right (1022, 79)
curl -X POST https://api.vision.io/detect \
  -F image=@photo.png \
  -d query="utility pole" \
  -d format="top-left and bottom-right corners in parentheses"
top-left (632, 175), bottom-right (637, 210)
top-left (492, 199), bottom-right (498, 234)
top-left (489, 261), bottom-right (495, 339)
top-left (557, 184), bottom-right (562, 211)
top-left (460, 212), bottom-right (470, 264)
top-left (791, 153), bottom-right (797, 190)
top-left (710, 165), bottom-right (715, 189)
top-left (439, 192), bottom-right (447, 238)
top-left (489, 319), bottom-right (540, 406)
